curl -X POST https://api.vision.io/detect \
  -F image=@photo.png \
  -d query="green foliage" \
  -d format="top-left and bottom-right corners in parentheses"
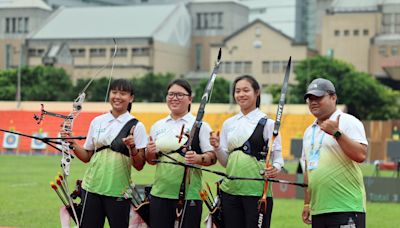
top-left (0, 69), bottom-right (17, 100)
top-left (0, 66), bottom-right (73, 101)
top-left (292, 56), bottom-right (399, 120)
top-left (132, 72), bottom-right (175, 102)
top-left (0, 67), bottom-right (177, 102)
top-left (341, 72), bottom-right (400, 120)
top-left (265, 84), bottom-right (297, 104)
top-left (23, 66), bottom-right (73, 101)
top-left (194, 77), bottom-right (230, 103)
top-left (291, 56), bottom-right (354, 104)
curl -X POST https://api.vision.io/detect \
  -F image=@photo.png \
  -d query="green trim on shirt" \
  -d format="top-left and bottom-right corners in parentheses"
top-left (82, 149), bottom-right (131, 197)
top-left (150, 152), bottom-right (202, 200)
top-left (221, 151), bottom-right (272, 197)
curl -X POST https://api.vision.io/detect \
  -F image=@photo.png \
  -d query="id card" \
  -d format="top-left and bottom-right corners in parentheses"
top-left (308, 149), bottom-right (320, 170)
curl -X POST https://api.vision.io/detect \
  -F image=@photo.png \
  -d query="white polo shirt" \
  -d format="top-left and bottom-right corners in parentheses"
top-left (149, 112), bottom-right (214, 200)
top-left (218, 108), bottom-right (284, 196)
top-left (149, 112), bottom-right (213, 153)
top-left (218, 108), bottom-right (284, 170)
top-left (84, 111), bottom-right (148, 151)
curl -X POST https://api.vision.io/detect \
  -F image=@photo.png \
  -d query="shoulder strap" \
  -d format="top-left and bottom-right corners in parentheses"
top-left (95, 118), bottom-right (139, 156)
top-left (233, 117), bottom-right (269, 161)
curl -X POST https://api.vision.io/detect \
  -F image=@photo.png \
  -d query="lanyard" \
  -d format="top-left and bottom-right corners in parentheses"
top-left (311, 124), bottom-right (325, 152)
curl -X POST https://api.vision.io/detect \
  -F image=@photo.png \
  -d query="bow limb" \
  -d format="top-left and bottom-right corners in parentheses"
top-left (175, 48), bottom-right (222, 227)
top-left (74, 38), bottom-right (118, 226)
top-left (258, 57), bottom-right (291, 227)
top-left (58, 39), bottom-right (119, 227)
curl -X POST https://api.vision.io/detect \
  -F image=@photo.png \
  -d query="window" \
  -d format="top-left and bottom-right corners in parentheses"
top-left (5, 18), bottom-right (10, 33)
top-left (111, 47), bottom-right (127, 57)
top-left (262, 61), bottom-right (270, 73)
top-left (196, 13), bottom-right (202, 29)
top-left (343, 30), bottom-right (349, 36)
top-left (383, 13), bottom-right (392, 24)
top-left (11, 18), bottom-right (16, 33)
top-left (6, 17), bottom-right (29, 34)
top-left (224, 61), bottom-right (232, 74)
top-left (272, 61), bottom-right (280, 73)
top-left (396, 14), bottom-right (400, 33)
top-left (363, 29), bottom-right (369, 36)
top-left (234, 61), bottom-right (242, 74)
top-left (196, 12), bottom-right (223, 30)
top-left (243, 61), bottom-right (252, 74)
top-left (24, 17), bottom-right (29, 33)
top-left (195, 44), bottom-right (202, 71)
top-left (272, 61), bottom-right (281, 73)
top-left (379, 46), bottom-right (387, 57)
top-left (28, 48), bottom-right (44, 57)
top-left (203, 13), bottom-right (208, 29)
top-left (18, 17), bottom-right (23, 33)
top-left (132, 47), bottom-right (149, 56)
top-left (90, 48), bottom-right (106, 57)
top-left (391, 47), bottom-right (398, 56)
top-left (334, 30), bottom-right (340, 36)
top-left (217, 12), bottom-right (223, 29)
top-left (353, 29), bottom-right (359, 36)
top-left (70, 48), bottom-right (85, 57)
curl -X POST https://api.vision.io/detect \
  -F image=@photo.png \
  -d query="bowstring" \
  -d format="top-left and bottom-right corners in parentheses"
top-left (78, 39), bottom-right (118, 225)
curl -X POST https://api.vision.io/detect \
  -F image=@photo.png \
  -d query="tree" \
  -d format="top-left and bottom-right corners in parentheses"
top-left (291, 56), bottom-right (354, 104)
top-left (292, 55), bottom-right (400, 120)
top-left (0, 69), bottom-right (17, 100)
top-left (133, 72), bottom-right (175, 102)
top-left (341, 72), bottom-right (400, 120)
top-left (0, 66), bottom-right (74, 101)
top-left (193, 77), bottom-right (230, 103)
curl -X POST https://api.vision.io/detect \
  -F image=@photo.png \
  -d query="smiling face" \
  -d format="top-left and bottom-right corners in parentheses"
top-left (234, 79), bottom-right (260, 115)
top-left (109, 89), bottom-right (134, 116)
top-left (166, 84), bottom-right (192, 119)
top-left (306, 93), bottom-right (337, 121)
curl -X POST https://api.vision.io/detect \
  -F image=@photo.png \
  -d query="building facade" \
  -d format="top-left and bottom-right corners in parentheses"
top-left (26, 3), bottom-right (191, 81)
top-left (320, 0), bottom-right (400, 86)
top-left (211, 19), bottom-right (316, 86)
top-left (0, 0), bottom-right (52, 69)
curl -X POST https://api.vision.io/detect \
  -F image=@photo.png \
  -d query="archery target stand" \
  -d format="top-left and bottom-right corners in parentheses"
top-left (31, 132), bottom-right (48, 155)
top-left (2, 132), bottom-right (20, 154)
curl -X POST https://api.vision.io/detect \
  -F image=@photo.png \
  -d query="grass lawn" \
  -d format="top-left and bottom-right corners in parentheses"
top-left (0, 154), bottom-right (399, 227)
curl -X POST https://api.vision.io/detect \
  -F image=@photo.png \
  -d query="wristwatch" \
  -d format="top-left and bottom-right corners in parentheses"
top-left (333, 130), bottom-right (342, 139)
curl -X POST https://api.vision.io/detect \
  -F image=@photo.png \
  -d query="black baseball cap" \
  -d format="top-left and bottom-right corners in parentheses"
top-left (304, 78), bottom-right (336, 100)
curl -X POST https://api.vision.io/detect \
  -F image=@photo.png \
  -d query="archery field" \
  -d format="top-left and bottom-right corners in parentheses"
top-left (0, 155), bottom-right (399, 228)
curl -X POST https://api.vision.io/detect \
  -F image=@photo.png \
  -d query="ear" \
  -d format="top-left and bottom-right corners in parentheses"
top-left (130, 95), bottom-right (135, 103)
top-left (188, 95), bottom-right (193, 103)
top-left (256, 89), bottom-right (261, 97)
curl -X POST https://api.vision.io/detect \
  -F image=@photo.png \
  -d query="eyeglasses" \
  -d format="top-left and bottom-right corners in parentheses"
top-left (166, 92), bottom-right (190, 100)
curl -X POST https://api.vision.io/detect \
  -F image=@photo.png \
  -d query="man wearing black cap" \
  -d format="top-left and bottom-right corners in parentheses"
top-left (300, 78), bottom-right (368, 228)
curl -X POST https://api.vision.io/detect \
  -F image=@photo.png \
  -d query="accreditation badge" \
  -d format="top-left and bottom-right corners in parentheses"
top-left (308, 149), bottom-right (320, 170)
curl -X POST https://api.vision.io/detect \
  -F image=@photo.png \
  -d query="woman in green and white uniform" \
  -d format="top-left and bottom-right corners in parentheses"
top-left (146, 79), bottom-right (216, 228)
top-left (209, 75), bottom-right (284, 228)
top-left (66, 79), bottom-right (148, 227)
